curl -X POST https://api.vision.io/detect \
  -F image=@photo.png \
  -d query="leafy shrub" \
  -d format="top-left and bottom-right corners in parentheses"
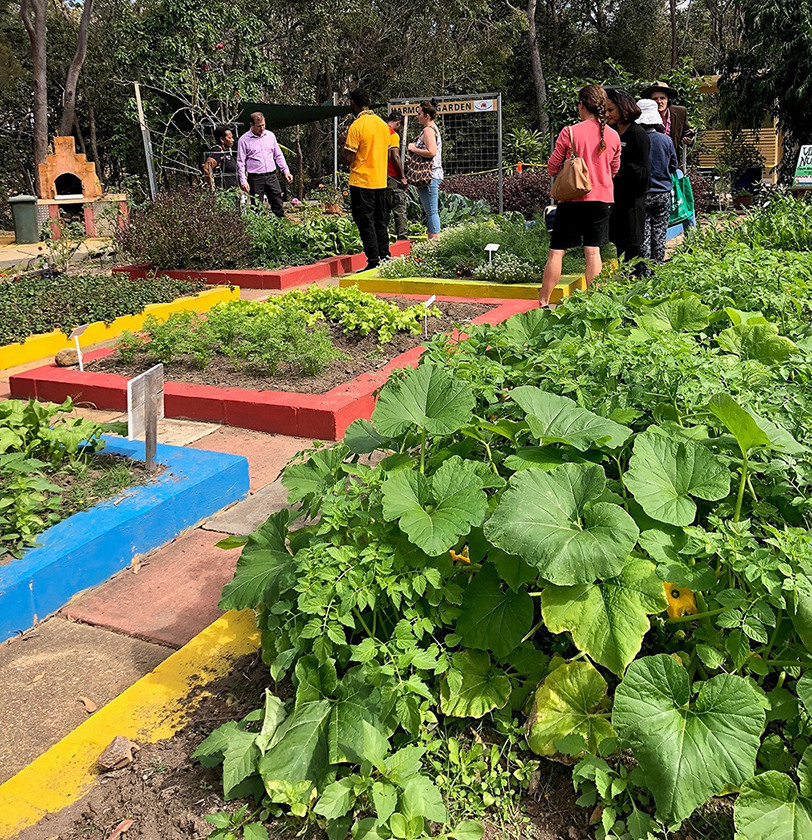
top-left (115, 187), bottom-right (252, 270)
top-left (685, 167), bottom-right (716, 214)
top-left (246, 210), bottom-right (362, 268)
top-left (0, 398), bottom-right (125, 557)
top-left (380, 214), bottom-right (607, 281)
top-left (0, 272), bottom-right (206, 345)
top-left (406, 189), bottom-right (492, 227)
top-left (441, 172), bottom-right (552, 217)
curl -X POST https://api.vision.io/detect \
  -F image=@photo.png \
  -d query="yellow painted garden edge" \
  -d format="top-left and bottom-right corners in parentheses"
top-left (0, 609), bottom-right (260, 839)
top-left (340, 271), bottom-right (587, 302)
top-left (0, 285), bottom-right (240, 371)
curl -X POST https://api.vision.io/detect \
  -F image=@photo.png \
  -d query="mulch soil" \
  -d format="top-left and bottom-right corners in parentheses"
top-left (87, 299), bottom-right (492, 395)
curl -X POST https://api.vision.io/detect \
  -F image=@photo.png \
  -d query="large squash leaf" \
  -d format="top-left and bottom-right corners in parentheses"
top-left (526, 661), bottom-right (615, 757)
top-left (717, 322), bottom-right (797, 364)
top-left (510, 387), bottom-right (631, 451)
top-left (382, 456), bottom-right (488, 556)
top-left (456, 562), bottom-right (534, 659)
top-left (440, 650), bottom-right (511, 718)
top-left (484, 462), bottom-right (639, 585)
top-left (612, 654), bottom-right (766, 825)
top-left (734, 764), bottom-right (812, 840)
top-left (635, 292), bottom-right (711, 333)
top-left (541, 558), bottom-right (667, 675)
top-left (372, 364), bottom-right (474, 437)
top-left (624, 431), bottom-right (730, 526)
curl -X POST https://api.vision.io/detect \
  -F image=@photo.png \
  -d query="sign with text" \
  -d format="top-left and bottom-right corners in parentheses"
top-left (127, 364), bottom-right (164, 443)
top-left (793, 145), bottom-right (812, 188)
top-left (389, 99), bottom-right (499, 117)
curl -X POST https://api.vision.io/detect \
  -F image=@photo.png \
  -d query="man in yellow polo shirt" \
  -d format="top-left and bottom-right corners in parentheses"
top-left (339, 89), bottom-right (397, 271)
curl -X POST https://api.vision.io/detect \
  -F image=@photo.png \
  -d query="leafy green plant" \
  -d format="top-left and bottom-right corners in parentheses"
top-left (0, 398), bottom-right (128, 557)
top-left (0, 272), bottom-right (205, 346)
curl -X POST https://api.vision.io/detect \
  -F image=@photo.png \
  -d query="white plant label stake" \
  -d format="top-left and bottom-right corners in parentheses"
top-left (485, 243), bottom-right (500, 263)
top-left (424, 294), bottom-right (436, 338)
top-left (127, 363), bottom-right (165, 472)
top-left (69, 324), bottom-right (89, 372)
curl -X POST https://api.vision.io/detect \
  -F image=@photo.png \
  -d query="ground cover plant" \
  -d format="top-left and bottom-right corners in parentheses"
top-left (379, 213), bottom-right (613, 284)
top-left (196, 200), bottom-right (812, 840)
top-left (0, 272), bottom-right (206, 346)
top-left (0, 398), bottom-right (129, 559)
top-left (113, 287), bottom-right (443, 378)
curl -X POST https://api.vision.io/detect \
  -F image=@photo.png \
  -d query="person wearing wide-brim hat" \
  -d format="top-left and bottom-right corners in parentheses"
top-left (641, 81), bottom-right (695, 150)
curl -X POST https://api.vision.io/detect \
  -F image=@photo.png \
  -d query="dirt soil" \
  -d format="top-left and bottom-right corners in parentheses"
top-left (88, 299), bottom-right (492, 395)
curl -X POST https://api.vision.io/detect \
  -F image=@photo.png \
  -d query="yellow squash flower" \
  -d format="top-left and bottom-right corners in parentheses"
top-left (664, 582), bottom-right (697, 619)
top-left (450, 545), bottom-right (470, 564)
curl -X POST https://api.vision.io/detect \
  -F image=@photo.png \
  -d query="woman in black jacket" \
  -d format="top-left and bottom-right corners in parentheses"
top-left (604, 88), bottom-right (650, 269)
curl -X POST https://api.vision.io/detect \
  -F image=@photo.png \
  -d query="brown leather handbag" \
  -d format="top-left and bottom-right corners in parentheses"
top-left (550, 126), bottom-right (592, 201)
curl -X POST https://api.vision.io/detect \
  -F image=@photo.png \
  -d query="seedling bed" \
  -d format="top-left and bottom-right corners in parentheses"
top-left (113, 240), bottom-right (412, 290)
top-left (88, 298), bottom-right (491, 395)
top-left (9, 297), bottom-right (536, 440)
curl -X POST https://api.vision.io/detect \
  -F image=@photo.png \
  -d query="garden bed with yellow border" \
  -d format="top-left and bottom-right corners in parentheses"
top-left (0, 286), bottom-right (239, 370)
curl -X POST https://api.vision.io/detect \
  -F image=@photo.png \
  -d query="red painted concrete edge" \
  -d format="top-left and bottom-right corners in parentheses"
top-left (9, 297), bottom-right (535, 441)
top-left (112, 240), bottom-right (412, 290)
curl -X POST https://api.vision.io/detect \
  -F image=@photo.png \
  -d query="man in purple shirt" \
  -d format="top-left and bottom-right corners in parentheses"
top-left (237, 112), bottom-right (293, 216)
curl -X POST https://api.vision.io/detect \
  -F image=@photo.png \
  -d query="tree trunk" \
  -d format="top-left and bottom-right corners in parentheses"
top-left (59, 0), bottom-right (94, 137)
top-left (527, 0), bottom-right (549, 137)
top-left (20, 0), bottom-right (48, 194)
top-left (87, 98), bottom-right (102, 181)
top-left (73, 115), bottom-right (87, 155)
top-left (670, 0), bottom-right (678, 68)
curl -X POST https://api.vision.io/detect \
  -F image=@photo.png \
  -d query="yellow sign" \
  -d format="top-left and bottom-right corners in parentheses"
top-left (390, 99), bottom-right (498, 116)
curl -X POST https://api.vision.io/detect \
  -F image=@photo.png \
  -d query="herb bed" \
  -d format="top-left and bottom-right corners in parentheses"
top-left (9, 297), bottom-right (534, 439)
top-left (88, 299), bottom-right (491, 395)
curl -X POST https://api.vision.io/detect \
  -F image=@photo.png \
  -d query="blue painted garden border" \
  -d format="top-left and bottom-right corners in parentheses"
top-left (0, 436), bottom-right (249, 642)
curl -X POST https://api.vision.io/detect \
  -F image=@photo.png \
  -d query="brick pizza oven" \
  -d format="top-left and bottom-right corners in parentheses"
top-left (38, 136), bottom-right (102, 200)
top-left (35, 136), bottom-right (127, 239)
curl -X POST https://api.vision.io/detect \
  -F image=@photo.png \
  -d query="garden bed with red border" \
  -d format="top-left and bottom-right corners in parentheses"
top-left (111, 240), bottom-right (412, 290)
top-left (9, 297), bottom-right (535, 440)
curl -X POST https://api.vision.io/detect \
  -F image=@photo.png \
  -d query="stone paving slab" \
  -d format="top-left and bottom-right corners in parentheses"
top-left (190, 426), bottom-right (312, 491)
top-left (60, 528), bottom-right (242, 649)
top-left (202, 477), bottom-right (290, 535)
top-left (0, 617), bottom-right (170, 785)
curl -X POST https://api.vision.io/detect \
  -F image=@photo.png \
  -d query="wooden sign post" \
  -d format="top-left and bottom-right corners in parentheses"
top-left (127, 364), bottom-right (164, 472)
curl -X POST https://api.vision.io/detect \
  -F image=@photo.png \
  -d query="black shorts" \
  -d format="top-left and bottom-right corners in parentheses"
top-left (549, 201), bottom-right (612, 250)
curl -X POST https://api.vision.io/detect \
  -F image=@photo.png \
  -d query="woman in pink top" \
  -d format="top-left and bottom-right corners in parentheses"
top-left (539, 85), bottom-right (621, 307)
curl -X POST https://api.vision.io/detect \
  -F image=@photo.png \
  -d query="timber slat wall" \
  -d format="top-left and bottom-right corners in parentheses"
top-left (697, 128), bottom-right (781, 181)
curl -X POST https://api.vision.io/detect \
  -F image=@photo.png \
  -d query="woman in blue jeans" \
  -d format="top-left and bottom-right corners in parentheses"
top-left (408, 100), bottom-right (443, 239)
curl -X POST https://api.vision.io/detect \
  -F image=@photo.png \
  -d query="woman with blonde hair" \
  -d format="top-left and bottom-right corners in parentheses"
top-left (539, 84), bottom-right (621, 307)
top-left (407, 100), bottom-right (443, 239)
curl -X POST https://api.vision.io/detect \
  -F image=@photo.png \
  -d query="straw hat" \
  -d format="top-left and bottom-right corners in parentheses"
top-left (641, 81), bottom-right (679, 100)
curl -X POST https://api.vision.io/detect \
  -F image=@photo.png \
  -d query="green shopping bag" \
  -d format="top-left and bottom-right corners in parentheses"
top-left (669, 172), bottom-right (695, 225)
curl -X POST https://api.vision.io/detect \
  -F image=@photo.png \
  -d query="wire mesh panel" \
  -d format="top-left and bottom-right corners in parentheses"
top-left (388, 94), bottom-right (503, 212)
